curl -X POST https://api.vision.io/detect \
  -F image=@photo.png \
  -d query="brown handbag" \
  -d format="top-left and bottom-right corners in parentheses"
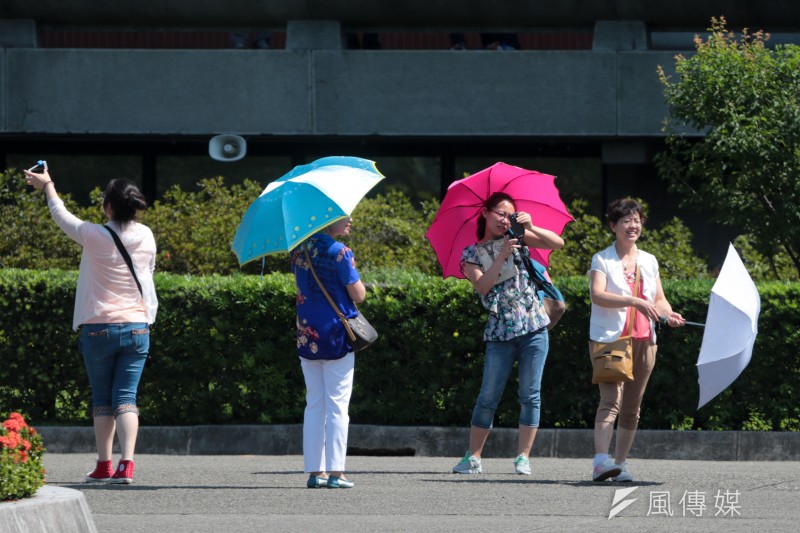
top-left (588, 265), bottom-right (639, 384)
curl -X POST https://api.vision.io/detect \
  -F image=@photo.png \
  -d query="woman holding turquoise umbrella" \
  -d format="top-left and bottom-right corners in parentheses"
top-left (291, 216), bottom-right (365, 489)
top-left (233, 156), bottom-right (384, 489)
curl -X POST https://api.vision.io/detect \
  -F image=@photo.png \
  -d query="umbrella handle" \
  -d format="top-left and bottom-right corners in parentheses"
top-left (659, 316), bottom-right (705, 327)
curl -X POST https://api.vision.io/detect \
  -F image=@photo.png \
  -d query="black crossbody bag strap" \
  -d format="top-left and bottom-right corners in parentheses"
top-left (104, 225), bottom-right (143, 297)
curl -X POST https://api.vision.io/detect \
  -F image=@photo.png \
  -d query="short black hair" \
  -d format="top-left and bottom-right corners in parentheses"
top-left (607, 197), bottom-right (647, 225)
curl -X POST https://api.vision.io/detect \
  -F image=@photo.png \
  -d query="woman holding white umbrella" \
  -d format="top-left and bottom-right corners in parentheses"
top-left (589, 197), bottom-right (685, 482)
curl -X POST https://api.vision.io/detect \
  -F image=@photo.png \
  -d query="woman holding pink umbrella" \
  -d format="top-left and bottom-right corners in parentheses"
top-left (452, 191), bottom-right (564, 475)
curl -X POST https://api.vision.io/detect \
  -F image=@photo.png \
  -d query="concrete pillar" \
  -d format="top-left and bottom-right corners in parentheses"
top-left (0, 19), bottom-right (38, 47)
top-left (285, 20), bottom-right (345, 50)
top-left (592, 20), bottom-right (648, 51)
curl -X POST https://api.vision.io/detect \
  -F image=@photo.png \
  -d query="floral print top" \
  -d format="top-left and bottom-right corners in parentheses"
top-left (291, 234), bottom-right (361, 360)
top-left (461, 242), bottom-right (549, 342)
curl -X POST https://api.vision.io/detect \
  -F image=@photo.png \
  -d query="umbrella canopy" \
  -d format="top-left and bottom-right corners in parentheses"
top-left (696, 243), bottom-right (761, 408)
top-left (232, 156), bottom-right (384, 265)
top-left (425, 162), bottom-right (573, 279)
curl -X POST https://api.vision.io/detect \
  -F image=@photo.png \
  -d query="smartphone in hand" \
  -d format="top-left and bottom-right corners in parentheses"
top-left (27, 160), bottom-right (48, 173)
top-left (504, 213), bottom-right (525, 239)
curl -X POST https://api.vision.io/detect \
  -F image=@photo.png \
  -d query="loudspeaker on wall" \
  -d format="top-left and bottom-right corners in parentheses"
top-left (209, 134), bottom-right (247, 162)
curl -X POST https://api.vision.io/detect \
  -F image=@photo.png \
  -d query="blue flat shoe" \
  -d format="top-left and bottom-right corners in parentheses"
top-left (326, 475), bottom-right (354, 489)
top-left (306, 475), bottom-right (328, 488)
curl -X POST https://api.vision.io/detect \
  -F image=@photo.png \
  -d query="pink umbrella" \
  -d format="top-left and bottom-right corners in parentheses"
top-left (425, 162), bottom-right (573, 279)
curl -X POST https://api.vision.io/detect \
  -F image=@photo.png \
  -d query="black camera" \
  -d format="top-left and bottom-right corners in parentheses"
top-left (505, 212), bottom-right (525, 239)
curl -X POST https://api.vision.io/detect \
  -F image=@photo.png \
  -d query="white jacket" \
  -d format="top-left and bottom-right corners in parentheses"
top-left (588, 244), bottom-right (658, 343)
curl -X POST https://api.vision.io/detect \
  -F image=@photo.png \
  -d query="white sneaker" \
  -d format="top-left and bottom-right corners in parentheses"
top-left (453, 451), bottom-right (482, 474)
top-left (513, 454), bottom-right (531, 475)
top-left (611, 462), bottom-right (633, 482)
top-left (592, 459), bottom-right (622, 481)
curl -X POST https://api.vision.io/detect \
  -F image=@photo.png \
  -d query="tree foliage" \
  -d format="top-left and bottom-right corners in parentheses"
top-left (657, 16), bottom-right (800, 279)
top-left (1, 169), bottom-right (708, 279)
top-left (348, 190), bottom-right (441, 274)
top-left (144, 176), bottom-right (267, 276)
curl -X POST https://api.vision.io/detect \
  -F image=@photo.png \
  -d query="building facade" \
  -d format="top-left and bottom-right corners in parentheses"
top-left (2, 1), bottom-right (799, 263)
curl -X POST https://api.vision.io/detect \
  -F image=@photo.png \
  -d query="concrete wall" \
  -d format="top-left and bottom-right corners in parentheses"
top-left (36, 424), bottom-right (800, 461)
top-left (1, 47), bottom-right (679, 139)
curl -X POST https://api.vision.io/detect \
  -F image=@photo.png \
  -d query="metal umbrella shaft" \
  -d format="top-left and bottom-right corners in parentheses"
top-left (660, 316), bottom-right (705, 327)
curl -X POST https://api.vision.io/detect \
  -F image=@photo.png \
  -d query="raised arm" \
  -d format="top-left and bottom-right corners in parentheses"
top-left (24, 168), bottom-right (86, 244)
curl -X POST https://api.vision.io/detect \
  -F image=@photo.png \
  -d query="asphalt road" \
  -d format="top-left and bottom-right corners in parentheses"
top-left (43, 454), bottom-right (800, 533)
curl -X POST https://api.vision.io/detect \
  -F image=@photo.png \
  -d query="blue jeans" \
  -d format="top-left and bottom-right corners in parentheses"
top-left (471, 328), bottom-right (549, 429)
top-left (79, 323), bottom-right (149, 418)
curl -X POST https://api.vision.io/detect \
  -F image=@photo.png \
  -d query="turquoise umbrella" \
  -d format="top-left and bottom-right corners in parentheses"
top-left (232, 156), bottom-right (385, 265)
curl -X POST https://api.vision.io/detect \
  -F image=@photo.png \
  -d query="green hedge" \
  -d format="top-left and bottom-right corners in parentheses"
top-left (1, 269), bottom-right (798, 431)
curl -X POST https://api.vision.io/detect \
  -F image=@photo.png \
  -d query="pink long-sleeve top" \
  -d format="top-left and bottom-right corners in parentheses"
top-left (48, 198), bottom-right (159, 331)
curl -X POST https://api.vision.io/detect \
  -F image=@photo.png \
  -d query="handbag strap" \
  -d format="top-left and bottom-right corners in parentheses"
top-left (622, 264), bottom-right (641, 338)
top-left (104, 225), bottom-right (143, 297)
top-left (303, 247), bottom-right (357, 342)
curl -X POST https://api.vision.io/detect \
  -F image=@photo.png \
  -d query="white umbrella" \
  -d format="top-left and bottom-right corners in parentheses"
top-left (696, 243), bottom-right (761, 408)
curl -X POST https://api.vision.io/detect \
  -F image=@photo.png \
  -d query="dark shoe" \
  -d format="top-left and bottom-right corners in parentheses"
top-left (307, 475), bottom-right (328, 488)
top-left (85, 460), bottom-right (113, 483)
top-left (326, 475), bottom-right (354, 489)
top-left (110, 460), bottom-right (135, 484)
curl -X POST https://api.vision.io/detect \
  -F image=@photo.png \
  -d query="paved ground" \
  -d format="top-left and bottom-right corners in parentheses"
top-left (43, 454), bottom-right (800, 532)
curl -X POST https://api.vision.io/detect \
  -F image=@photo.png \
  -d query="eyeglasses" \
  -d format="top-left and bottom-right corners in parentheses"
top-left (490, 209), bottom-right (512, 220)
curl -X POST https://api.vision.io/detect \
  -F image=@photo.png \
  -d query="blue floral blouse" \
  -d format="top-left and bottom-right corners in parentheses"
top-left (291, 234), bottom-right (361, 360)
top-left (461, 242), bottom-right (549, 342)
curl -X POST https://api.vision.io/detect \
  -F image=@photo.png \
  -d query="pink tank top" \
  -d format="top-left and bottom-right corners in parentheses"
top-left (623, 271), bottom-right (651, 340)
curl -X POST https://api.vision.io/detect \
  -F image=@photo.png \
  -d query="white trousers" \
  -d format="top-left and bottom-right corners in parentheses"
top-left (300, 352), bottom-right (355, 473)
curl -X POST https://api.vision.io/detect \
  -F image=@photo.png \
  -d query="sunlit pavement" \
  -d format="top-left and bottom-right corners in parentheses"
top-left (44, 454), bottom-right (800, 533)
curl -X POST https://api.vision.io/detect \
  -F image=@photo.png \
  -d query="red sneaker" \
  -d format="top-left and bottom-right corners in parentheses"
top-left (110, 460), bottom-right (135, 484)
top-left (85, 460), bottom-right (114, 483)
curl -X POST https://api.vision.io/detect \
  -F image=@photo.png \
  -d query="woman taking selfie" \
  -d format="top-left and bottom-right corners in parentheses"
top-left (24, 165), bottom-right (158, 485)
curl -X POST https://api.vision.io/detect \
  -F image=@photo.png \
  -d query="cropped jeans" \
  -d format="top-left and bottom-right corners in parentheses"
top-left (79, 323), bottom-right (149, 418)
top-left (471, 328), bottom-right (549, 429)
